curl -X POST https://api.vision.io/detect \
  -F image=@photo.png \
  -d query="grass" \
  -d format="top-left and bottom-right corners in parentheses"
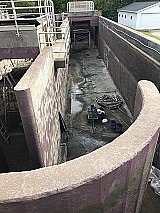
top-left (138, 30), bottom-right (160, 41)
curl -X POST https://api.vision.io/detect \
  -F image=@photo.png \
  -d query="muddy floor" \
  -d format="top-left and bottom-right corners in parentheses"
top-left (66, 44), bottom-right (133, 160)
top-left (66, 43), bottom-right (160, 212)
top-left (0, 44), bottom-right (159, 211)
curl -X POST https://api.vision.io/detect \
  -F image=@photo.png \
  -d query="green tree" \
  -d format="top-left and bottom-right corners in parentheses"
top-left (94, 0), bottom-right (159, 21)
top-left (4, 0), bottom-right (159, 21)
top-left (1, 1), bottom-right (36, 14)
top-left (53, 0), bottom-right (68, 13)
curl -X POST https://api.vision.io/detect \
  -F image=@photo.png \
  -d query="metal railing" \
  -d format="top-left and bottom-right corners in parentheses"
top-left (67, 1), bottom-right (94, 13)
top-left (0, 1), bottom-right (70, 63)
top-left (38, 18), bottom-right (70, 62)
top-left (0, 5), bottom-right (9, 19)
top-left (0, 0), bottom-right (55, 36)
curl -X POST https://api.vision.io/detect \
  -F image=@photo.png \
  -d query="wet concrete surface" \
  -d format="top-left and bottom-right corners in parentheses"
top-left (66, 44), bottom-right (160, 212)
top-left (66, 44), bottom-right (133, 160)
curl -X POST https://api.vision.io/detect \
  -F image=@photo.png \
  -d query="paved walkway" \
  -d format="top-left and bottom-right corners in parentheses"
top-left (150, 30), bottom-right (160, 37)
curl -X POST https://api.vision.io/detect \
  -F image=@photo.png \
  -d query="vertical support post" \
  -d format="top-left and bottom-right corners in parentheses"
top-left (3, 76), bottom-right (7, 126)
top-left (38, 0), bottom-right (42, 16)
top-left (88, 31), bottom-right (91, 48)
top-left (74, 32), bottom-right (76, 47)
top-left (11, 0), bottom-right (20, 37)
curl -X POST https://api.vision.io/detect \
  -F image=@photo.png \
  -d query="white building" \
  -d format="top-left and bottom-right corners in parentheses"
top-left (118, 1), bottom-right (160, 30)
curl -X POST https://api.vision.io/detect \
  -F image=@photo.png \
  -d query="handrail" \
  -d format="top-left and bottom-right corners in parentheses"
top-left (0, 0), bottom-right (55, 37)
top-left (38, 18), bottom-right (70, 63)
top-left (67, 1), bottom-right (94, 13)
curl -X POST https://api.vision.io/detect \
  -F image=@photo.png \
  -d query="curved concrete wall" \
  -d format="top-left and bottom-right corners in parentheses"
top-left (0, 80), bottom-right (159, 212)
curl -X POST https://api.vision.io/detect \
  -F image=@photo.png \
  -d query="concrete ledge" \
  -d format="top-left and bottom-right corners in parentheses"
top-left (0, 80), bottom-right (159, 212)
top-left (99, 17), bottom-right (160, 62)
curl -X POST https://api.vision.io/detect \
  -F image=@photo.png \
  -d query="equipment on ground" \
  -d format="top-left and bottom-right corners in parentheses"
top-left (96, 94), bottom-right (123, 109)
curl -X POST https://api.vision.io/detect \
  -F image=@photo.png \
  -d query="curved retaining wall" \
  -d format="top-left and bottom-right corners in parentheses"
top-left (0, 80), bottom-right (159, 212)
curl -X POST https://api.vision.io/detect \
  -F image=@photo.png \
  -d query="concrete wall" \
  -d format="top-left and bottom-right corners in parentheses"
top-left (98, 17), bottom-right (160, 113)
top-left (14, 47), bottom-right (68, 168)
top-left (0, 80), bottom-right (159, 212)
top-left (99, 17), bottom-right (160, 62)
top-left (0, 16), bottom-right (159, 212)
top-left (0, 25), bottom-right (40, 60)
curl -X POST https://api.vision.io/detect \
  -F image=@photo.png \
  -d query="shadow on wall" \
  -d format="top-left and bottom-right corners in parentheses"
top-left (14, 47), bottom-right (68, 169)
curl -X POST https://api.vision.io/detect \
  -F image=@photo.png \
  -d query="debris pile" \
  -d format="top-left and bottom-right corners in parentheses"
top-left (96, 94), bottom-right (123, 109)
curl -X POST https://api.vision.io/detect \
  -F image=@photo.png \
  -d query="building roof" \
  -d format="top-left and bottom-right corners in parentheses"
top-left (118, 1), bottom-right (159, 12)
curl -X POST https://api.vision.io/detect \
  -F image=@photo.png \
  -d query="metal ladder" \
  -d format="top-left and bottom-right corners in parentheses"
top-left (3, 72), bottom-right (18, 114)
top-left (0, 118), bottom-right (10, 144)
top-left (0, 72), bottom-right (17, 144)
top-left (5, 72), bottom-right (16, 88)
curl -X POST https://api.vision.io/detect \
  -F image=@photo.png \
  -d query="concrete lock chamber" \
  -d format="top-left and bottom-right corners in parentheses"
top-left (0, 1), bottom-right (159, 213)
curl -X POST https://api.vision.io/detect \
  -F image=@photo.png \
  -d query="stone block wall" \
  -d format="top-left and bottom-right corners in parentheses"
top-left (98, 17), bottom-right (160, 113)
top-left (15, 47), bottom-right (68, 168)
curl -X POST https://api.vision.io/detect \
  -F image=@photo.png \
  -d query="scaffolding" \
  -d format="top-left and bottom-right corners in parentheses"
top-left (0, 0), bottom-right (70, 64)
top-left (0, 4), bottom-right (9, 19)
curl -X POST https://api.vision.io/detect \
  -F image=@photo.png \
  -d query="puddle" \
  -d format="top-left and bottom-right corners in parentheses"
top-left (70, 58), bottom-right (85, 116)
top-left (71, 95), bottom-right (83, 115)
top-left (71, 82), bottom-right (83, 115)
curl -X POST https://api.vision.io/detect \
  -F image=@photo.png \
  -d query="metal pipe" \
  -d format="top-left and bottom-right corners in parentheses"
top-left (11, 0), bottom-right (20, 36)
top-left (5, 6), bottom-right (52, 10)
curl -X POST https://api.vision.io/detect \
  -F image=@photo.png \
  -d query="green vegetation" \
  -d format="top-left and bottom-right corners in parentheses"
top-left (53, 0), bottom-right (68, 13)
top-left (138, 30), bottom-right (160, 41)
top-left (0, 1), bottom-right (37, 13)
top-left (1, 0), bottom-right (159, 21)
top-left (53, 0), bottom-right (159, 21)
